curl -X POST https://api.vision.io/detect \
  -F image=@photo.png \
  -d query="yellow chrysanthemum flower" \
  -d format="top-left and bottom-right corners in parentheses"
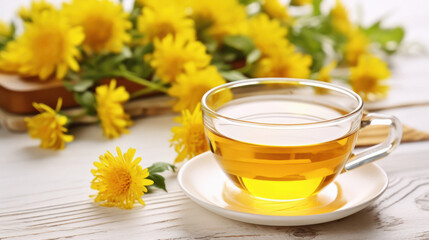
top-left (91, 147), bottom-right (154, 209)
top-left (330, 0), bottom-right (352, 35)
top-left (18, 0), bottom-right (55, 21)
top-left (168, 64), bottom-right (228, 112)
top-left (316, 61), bottom-right (337, 94)
top-left (248, 14), bottom-right (288, 57)
top-left (170, 104), bottom-right (209, 163)
top-left (255, 45), bottom-right (313, 79)
top-left (0, 21), bottom-right (11, 37)
top-left (25, 98), bottom-right (74, 150)
top-left (350, 54), bottom-right (390, 101)
top-left (345, 29), bottom-right (370, 66)
top-left (137, 2), bottom-right (195, 44)
top-left (290, 0), bottom-right (312, 6)
top-left (262, 0), bottom-right (294, 24)
top-left (189, 0), bottom-right (248, 40)
top-left (63, 0), bottom-right (131, 54)
top-left (151, 35), bottom-right (211, 83)
top-left (95, 80), bottom-right (133, 139)
top-left (0, 11), bottom-right (84, 80)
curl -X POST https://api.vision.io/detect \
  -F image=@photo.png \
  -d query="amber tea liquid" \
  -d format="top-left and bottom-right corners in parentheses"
top-left (205, 96), bottom-right (358, 200)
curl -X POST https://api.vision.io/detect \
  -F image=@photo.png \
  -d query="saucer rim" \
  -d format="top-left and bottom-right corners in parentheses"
top-left (178, 151), bottom-right (388, 226)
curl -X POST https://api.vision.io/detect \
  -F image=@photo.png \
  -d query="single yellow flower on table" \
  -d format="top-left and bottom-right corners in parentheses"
top-left (345, 29), bottom-right (370, 66)
top-left (330, 0), bottom-right (352, 35)
top-left (171, 104), bottom-right (209, 163)
top-left (0, 11), bottom-right (84, 80)
top-left (63, 0), bottom-right (131, 54)
top-left (95, 80), bottom-right (132, 139)
top-left (248, 14), bottom-right (288, 57)
top-left (18, 0), bottom-right (55, 21)
top-left (150, 35), bottom-right (211, 83)
top-left (25, 98), bottom-right (74, 150)
top-left (316, 61), bottom-right (337, 94)
top-left (189, 0), bottom-right (248, 40)
top-left (262, 0), bottom-right (294, 24)
top-left (91, 147), bottom-right (154, 209)
top-left (350, 54), bottom-right (390, 101)
top-left (168, 64), bottom-right (228, 112)
top-left (255, 44), bottom-right (313, 79)
top-left (137, 0), bottom-right (195, 44)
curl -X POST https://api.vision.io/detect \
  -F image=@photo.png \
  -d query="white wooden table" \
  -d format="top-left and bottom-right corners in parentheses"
top-left (1, 0), bottom-right (429, 239)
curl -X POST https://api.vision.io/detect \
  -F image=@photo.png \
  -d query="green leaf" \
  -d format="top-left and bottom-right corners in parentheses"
top-left (135, 43), bottom-right (154, 57)
top-left (130, 61), bottom-right (153, 79)
top-left (288, 26), bottom-right (327, 72)
top-left (129, 5), bottom-right (142, 28)
top-left (74, 91), bottom-right (96, 112)
top-left (362, 21), bottom-right (405, 54)
top-left (313, 0), bottom-right (323, 16)
top-left (65, 71), bottom-right (81, 81)
top-left (122, 46), bottom-right (133, 58)
top-left (147, 173), bottom-right (167, 192)
top-left (72, 79), bottom-right (94, 92)
top-left (211, 59), bottom-right (232, 71)
top-left (146, 162), bottom-right (176, 192)
top-left (148, 162), bottom-right (177, 174)
top-left (98, 49), bottom-right (133, 70)
top-left (81, 91), bottom-right (96, 107)
top-left (246, 49), bottom-right (261, 64)
top-left (223, 35), bottom-right (256, 55)
top-left (221, 70), bottom-right (247, 81)
top-left (63, 81), bottom-right (74, 91)
top-left (222, 52), bottom-right (239, 62)
top-left (203, 35), bottom-right (218, 53)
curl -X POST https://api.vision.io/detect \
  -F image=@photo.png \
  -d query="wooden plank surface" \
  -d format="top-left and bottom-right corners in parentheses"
top-left (1, 0), bottom-right (429, 239)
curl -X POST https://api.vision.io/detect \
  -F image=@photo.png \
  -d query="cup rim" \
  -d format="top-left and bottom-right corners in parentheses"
top-left (201, 78), bottom-right (363, 127)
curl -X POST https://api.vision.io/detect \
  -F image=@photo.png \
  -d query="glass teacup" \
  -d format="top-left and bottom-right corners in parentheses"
top-left (201, 78), bottom-right (401, 200)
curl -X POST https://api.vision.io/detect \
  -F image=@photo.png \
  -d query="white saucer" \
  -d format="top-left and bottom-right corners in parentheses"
top-left (178, 152), bottom-right (388, 226)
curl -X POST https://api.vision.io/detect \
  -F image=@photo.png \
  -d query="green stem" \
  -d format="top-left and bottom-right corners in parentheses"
top-left (112, 70), bottom-right (168, 93)
top-left (130, 87), bottom-right (159, 99)
top-left (67, 110), bottom-right (88, 121)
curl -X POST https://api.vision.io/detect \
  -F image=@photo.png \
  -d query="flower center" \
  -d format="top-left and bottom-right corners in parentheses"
top-left (83, 14), bottom-right (113, 49)
top-left (165, 54), bottom-right (187, 79)
top-left (34, 29), bottom-right (65, 64)
top-left (276, 63), bottom-right (291, 77)
top-left (109, 168), bottom-right (132, 195)
top-left (154, 22), bottom-right (176, 40)
top-left (358, 76), bottom-right (377, 92)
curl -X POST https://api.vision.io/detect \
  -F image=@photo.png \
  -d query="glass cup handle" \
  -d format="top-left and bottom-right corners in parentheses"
top-left (345, 113), bottom-right (403, 171)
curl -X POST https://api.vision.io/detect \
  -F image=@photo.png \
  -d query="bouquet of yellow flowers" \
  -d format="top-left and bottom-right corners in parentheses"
top-left (0, 0), bottom-right (404, 151)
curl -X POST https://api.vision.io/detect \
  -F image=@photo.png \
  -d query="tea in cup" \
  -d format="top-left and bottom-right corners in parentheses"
top-left (201, 78), bottom-right (401, 200)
